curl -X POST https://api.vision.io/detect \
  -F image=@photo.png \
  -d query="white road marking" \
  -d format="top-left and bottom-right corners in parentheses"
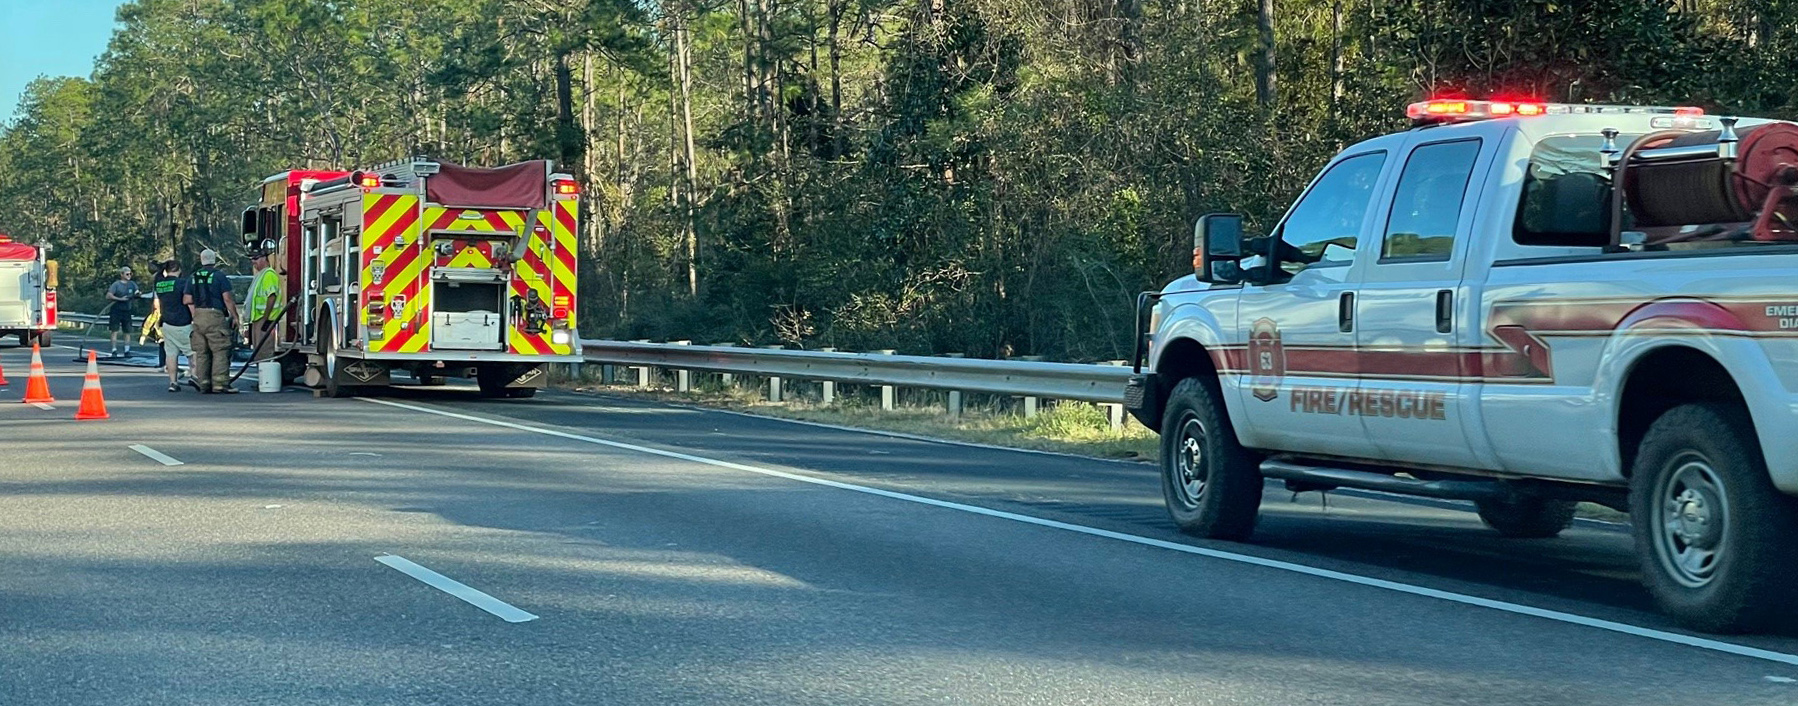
top-left (1768, 676), bottom-right (1797, 683)
top-left (128, 444), bottom-right (183, 466)
top-left (360, 397), bottom-right (1798, 668)
top-left (374, 554), bottom-right (538, 623)
top-left (29, 402), bottom-right (54, 411)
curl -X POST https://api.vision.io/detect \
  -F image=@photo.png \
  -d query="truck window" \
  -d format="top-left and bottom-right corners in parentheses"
top-left (1277, 151), bottom-right (1386, 274)
top-left (1382, 139), bottom-right (1481, 261)
top-left (1513, 135), bottom-right (1624, 247)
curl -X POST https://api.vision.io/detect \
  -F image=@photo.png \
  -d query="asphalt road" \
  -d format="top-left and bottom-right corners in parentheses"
top-left (4, 343), bottom-right (1798, 705)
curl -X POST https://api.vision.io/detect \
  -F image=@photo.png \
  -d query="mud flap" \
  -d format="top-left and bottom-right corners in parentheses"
top-left (507, 364), bottom-right (547, 389)
top-left (336, 359), bottom-right (391, 386)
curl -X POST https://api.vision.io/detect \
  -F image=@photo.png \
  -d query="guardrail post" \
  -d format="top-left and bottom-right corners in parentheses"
top-left (762, 345), bottom-right (784, 402)
top-left (876, 350), bottom-right (897, 410)
top-left (818, 348), bottom-right (837, 405)
top-left (715, 343), bottom-right (737, 387)
top-left (602, 364), bottom-right (615, 384)
top-left (672, 341), bottom-right (693, 392)
top-left (1018, 356), bottom-right (1044, 418)
top-left (1104, 360), bottom-right (1128, 430)
top-left (635, 365), bottom-right (651, 389)
top-left (943, 353), bottom-right (966, 419)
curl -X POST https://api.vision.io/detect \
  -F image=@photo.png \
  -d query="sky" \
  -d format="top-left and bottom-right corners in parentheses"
top-left (1, 0), bottom-right (126, 122)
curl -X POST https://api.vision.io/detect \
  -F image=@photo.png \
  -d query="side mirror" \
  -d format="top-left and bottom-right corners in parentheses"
top-left (241, 207), bottom-right (258, 248)
top-left (1193, 213), bottom-right (1246, 283)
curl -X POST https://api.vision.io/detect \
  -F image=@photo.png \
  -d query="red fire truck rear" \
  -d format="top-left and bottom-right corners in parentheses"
top-left (0, 234), bottom-right (57, 346)
top-left (243, 158), bottom-right (581, 398)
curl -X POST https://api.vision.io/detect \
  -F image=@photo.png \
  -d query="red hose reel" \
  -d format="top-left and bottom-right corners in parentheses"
top-left (1624, 122), bottom-right (1798, 241)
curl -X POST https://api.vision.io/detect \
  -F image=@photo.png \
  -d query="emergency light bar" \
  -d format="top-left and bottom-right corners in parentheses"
top-left (1408, 99), bottom-right (1704, 124)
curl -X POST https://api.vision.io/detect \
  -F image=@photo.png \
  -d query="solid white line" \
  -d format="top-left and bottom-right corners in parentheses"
top-left (128, 444), bottom-right (183, 466)
top-left (374, 554), bottom-right (539, 623)
top-left (29, 402), bottom-right (54, 410)
top-left (359, 396), bottom-right (1798, 667)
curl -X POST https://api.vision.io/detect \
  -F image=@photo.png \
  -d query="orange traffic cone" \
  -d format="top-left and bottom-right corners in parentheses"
top-left (21, 342), bottom-right (52, 403)
top-left (0, 354), bottom-right (9, 386)
top-left (74, 350), bottom-right (109, 420)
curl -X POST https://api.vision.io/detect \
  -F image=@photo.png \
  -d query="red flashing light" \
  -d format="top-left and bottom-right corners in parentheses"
top-left (1410, 99), bottom-right (1702, 123)
top-left (354, 171), bottom-right (381, 189)
top-left (553, 179), bottom-right (580, 196)
top-left (552, 307), bottom-right (569, 319)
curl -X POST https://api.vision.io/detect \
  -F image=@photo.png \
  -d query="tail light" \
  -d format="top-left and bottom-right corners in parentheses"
top-left (44, 291), bottom-right (57, 326)
top-left (552, 179), bottom-right (580, 196)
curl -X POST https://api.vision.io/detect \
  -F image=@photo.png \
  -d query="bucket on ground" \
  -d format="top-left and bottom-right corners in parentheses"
top-left (257, 361), bottom-right (281, 393)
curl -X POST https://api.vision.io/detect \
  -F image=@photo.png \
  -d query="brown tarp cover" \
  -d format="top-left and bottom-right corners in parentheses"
top-left (425, 159), bottom-right (550, 210)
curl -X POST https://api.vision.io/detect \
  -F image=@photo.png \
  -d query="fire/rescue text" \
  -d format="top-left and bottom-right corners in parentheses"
top-left (1286, 385), bottom-right (1448, 420)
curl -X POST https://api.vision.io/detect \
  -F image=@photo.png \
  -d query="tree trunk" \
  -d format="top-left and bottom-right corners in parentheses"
top-left (828, 0), bottom-right (845, 157)
top-left (1256, 0), bottom-right (1277, 110)
top-left (555, 51), bottom-right (580, 172)
top-left (676, 13), bottom-right (700, 297)
top-left (1329, 0), bottom-right (1344, 111)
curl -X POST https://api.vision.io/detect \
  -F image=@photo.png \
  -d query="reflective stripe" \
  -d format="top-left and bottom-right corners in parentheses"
top-left (249, 268), bottom-right (280, 321)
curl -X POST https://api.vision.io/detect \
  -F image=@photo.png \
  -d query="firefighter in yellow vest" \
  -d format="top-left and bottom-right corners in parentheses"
top-left (246, 251), bottom-right (283, 361)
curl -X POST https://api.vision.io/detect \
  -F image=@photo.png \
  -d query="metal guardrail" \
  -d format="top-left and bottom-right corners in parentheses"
top-left (579, 340), bottom-right (1132, 404)
top-left (55, 310), bottom-right (1134, 408)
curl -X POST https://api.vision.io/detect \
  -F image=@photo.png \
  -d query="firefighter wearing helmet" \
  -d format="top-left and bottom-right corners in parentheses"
top-left (246, 240), bottom-right (283, 363)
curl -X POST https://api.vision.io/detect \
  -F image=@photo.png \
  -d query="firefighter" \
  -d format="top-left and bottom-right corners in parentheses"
top-left (246, 250), bottom-right (282, 361)
top-left (105, 266), bottom-right (140, 357)
top-left (151, 259), bottom-right (195, 393)
top-left (184, 249), bottom-right (240, 394)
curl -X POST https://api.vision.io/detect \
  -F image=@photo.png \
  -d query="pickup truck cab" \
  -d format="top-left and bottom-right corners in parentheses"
top-left (1126, 99), bottom-right (1798, 632)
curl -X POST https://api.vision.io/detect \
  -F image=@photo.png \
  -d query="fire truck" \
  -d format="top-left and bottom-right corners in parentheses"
top-left (244, 157), bottom-right (581, 398)
top-left (0, 235), bottom-right (57, 346)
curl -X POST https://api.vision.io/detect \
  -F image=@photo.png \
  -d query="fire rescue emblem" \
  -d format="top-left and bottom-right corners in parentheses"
top-left (1248, 317), bottom-right (1285, 402)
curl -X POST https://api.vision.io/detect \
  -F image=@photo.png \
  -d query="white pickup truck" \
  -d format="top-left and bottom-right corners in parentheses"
top-left (1125, 99), bottom-right (1798, 632)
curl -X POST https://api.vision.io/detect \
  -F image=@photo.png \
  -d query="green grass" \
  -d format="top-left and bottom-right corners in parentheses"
top-left (553, 367), bottom-right (1157, 461)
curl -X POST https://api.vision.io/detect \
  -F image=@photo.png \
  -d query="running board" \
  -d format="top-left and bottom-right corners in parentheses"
top-left (1259, 460), bottom-right (1509, 502)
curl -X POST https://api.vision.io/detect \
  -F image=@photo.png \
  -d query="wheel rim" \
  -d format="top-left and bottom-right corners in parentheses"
top-left (1651, 453), bottom-right (1729, 589)
top-left (1171, 414), bottom-right (1208, 509)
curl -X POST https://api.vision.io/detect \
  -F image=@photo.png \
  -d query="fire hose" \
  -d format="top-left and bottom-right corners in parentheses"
top-left (225, 295), bottom-right (297, 387)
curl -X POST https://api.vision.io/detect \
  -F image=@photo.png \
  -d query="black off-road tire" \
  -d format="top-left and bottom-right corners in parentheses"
top-left (476, 367), bottom-right (512, 399)
top-left (1629, 402), bottom-right (1798, 633)
top-left (1475, 496), bottom-right (1578, 539)
top-left (1159, 377), bottom-right (1263, 540)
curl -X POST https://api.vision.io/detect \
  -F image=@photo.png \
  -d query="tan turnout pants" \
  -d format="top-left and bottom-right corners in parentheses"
top-left (191, 308), bottom-right (233, 391)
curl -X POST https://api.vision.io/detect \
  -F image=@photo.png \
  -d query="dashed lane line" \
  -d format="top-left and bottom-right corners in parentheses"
top-left (358, 396), bottom-right (1798, 668)
top-left (374, 554), bottom-right (539, 623)
top-left (128, 444), bottom-right (183, 466)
